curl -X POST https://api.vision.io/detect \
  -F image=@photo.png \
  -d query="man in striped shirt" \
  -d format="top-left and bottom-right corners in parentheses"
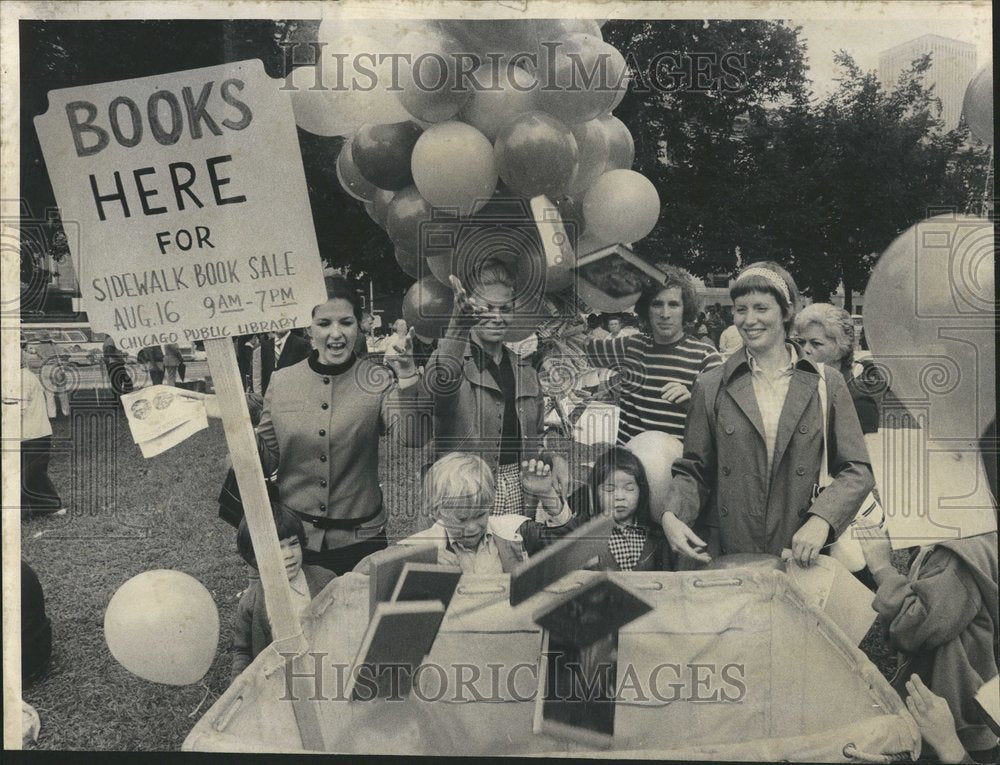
top-left (587, 266), bottom-right (722, 443)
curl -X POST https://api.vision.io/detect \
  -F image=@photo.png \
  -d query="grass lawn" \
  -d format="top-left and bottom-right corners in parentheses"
top-left (20, 403), bottom-right (902, 751)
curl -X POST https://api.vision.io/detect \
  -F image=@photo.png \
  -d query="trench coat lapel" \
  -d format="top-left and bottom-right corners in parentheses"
top-left (771, 371), bottom-right (819, 474)
top-left (726, 373), bottom-right (766, 444)
top-left (515, 353), bottom-right (539, 399)
top-left (464, 344), bottom-right (502, 394)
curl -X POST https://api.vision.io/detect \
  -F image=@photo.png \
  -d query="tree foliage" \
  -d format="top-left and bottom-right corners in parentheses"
top-left (604, 19), bottom-right (810, 274)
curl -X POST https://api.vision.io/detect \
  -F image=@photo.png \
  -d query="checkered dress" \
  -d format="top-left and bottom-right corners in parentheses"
top-left (491, 462), bottom-right (525, 516)
top-left (608, 523), bottom-right (647, 571)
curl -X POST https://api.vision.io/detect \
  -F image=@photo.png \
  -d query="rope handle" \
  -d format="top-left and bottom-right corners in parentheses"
top-left (456, 584), bottom-right (507, 595)
top-left (842, 743), bottom-right (912, 763)
top-left (693, 577), bottom-right (743, 588)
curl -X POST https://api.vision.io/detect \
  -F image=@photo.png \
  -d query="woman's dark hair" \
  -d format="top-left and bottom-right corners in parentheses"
top-left (729, 260), bottom-right (800, 334)
top-left (314, 274), bottom-right (363, 322)
top-left (237, 506), bottom-right (307, 569)
top-left (635, 265), bottom-right (699, 327)
top-left (585, 446), bottom-right (653, 529)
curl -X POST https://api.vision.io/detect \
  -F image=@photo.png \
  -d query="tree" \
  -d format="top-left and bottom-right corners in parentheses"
top-left (741, 52), bottom-right (991, 306)
top-left (603, 20), bottom-right (810, 275)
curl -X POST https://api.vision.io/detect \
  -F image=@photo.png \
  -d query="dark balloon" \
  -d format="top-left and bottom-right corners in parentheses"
top-left (385, 186), bottom-right (434, 254)
top-left (351, 121), bottom-right (423, 191)
top-left (336, 140), bottom-right (378, 202)
top-left (394, 246), bottom-right (422, 279)
top-left (494, 112), bottom-right (578, 199)
top-left (598, 114), bottom-right (635, 170)
top-left (402, 276), bottom-right (455, 340)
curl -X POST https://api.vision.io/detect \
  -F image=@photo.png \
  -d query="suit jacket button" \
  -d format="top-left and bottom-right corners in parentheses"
top-left (799, 424), bottom-right (809, 434)
top-left (319, 454), bottom-right (327, 462)
top-left (796, 466), bottom-right (806, 476)
top-left (321, 403), bottom-right (329, 410)
top-left (722, 466), bottom-right (731, 476)
top-left (319, 429), bottom-right (326, 437)
top-left (720, 506), bottom-right (729, 517)
top-left (323, 378), bottom-right (330, 385)
top-left (320, 479), bottom-right (327, 487)
top-left (319, 503), bottom-right (326, 511)
top-left (725, 425), bottom-right (735, 435)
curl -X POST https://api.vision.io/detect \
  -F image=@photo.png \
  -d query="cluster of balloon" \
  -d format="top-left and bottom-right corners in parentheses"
top-left (292, 18), bottom-right (663, 315)
top-left (962, 63), bottom-right (993, 147)
top-left (104, 570), bottom-right (219, 685)
top-left (626, 431), bottom-right (684, 512)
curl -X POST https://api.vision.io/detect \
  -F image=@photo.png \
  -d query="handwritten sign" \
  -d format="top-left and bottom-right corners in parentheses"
top-left (34, 59), bottom-right (326, 348)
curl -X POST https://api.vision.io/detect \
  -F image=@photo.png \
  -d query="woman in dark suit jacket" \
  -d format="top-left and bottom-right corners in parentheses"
top-left (656, 262), bottom-right (875, 569)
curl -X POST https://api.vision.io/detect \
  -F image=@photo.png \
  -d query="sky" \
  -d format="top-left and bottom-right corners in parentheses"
top-left (790, 15), bottom-right (992, 98)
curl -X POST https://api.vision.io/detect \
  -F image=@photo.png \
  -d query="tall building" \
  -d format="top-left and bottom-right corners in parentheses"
top-left (878, 34), bottom-right (977, 131)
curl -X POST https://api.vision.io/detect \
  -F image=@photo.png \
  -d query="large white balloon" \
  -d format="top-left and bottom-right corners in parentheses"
top-left (310, 20), bottom-right (414, 130)
top-left (287, 66), bottom-right (357, 137)
top-left (626, 431), bottom-right (684, 514)
top-left (864, 214), bottom-right (994, 434)
top-left (105, 570), bottom-right (219, 685)
top-left (962, 62), bottom-right (993, 146)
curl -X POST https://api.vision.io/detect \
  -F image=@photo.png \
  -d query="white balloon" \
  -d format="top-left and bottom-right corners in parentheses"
top-left (288, 66), bottom-right (356, 137)
top-left (626, 431), bottom-right (684, 513)
top-left (311, 22), bottom-right (413, 128)
top-left (105, 570), bottom-right (219, 686)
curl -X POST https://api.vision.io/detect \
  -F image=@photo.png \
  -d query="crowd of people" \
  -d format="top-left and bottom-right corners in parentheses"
top-left (18, 257), bottom-right (997, 761)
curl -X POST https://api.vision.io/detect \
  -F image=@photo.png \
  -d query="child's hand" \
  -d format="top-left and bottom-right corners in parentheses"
top-left (905, 675), bottom-right (967, 764)
top-left (521, 456), bottom-right (557, 500)
top-left (858, 523), bottom-right (893, 576)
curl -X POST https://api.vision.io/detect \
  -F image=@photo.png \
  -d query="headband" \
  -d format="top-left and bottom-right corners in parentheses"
top-left (736, 267), bottom-right (791, 304)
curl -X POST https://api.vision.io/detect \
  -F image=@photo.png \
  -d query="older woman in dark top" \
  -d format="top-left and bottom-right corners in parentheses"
top-left (793, 303), bottom-right (887, 434)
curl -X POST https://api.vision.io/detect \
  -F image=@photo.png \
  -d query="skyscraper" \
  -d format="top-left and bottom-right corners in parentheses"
top-left (878, 34), bottom-right (977, 131)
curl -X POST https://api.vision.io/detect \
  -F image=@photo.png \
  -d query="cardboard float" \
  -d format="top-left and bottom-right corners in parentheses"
top-left (185, 569), bottom-right (920, 760)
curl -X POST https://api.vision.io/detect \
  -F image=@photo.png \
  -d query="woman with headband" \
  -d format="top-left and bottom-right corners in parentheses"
top-left (653, 261), bottom-right (875, 568)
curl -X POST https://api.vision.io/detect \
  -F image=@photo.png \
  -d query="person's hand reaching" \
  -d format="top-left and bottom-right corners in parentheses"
top-left (905, 674), bottom-right (967, 764)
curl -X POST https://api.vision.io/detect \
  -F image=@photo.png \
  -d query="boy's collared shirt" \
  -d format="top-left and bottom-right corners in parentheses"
top-left (442, 532), bottom-right (506, 575)
top-left (412, 506), bottom-right (573, 574)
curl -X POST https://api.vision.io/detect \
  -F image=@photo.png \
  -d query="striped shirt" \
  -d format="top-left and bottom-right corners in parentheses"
top-left (587, 333), bottom-right (722, 443)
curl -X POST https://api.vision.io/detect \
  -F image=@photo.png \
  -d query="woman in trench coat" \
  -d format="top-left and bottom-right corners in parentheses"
top-left (655, 262), bottom-right (875, 568)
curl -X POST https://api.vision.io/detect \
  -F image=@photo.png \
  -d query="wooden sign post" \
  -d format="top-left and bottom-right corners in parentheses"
top-left (35, 60), bottom-right (328, 749)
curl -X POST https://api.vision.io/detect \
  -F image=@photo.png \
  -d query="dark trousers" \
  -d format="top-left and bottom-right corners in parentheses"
top-left (304, 530), bottom-right (388, 575)
top-left (21, 436), bottom-right (62, 515)
top-left (105, 361), bottom-right (134, 398)
top-left (148, 368), bottom-right (165, 386)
